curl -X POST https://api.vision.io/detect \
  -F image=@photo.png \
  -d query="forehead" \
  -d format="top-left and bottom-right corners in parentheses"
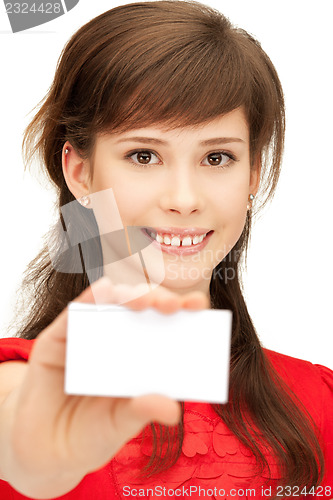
top-left (99, 107), bottom-right (249, 145)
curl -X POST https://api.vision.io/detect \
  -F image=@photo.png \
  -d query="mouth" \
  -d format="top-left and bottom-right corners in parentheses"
top-left (141, 227), bottom-right (214, 255)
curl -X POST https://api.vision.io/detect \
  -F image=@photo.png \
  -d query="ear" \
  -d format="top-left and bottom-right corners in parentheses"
top-left (62, 141), bottom-right (91, 200)
top-left (249, 156), bottom-right (261, 197)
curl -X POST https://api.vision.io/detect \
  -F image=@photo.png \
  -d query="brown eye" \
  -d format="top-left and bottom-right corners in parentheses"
top-left (208, 153), bottom-right (223, 166)
top-left (203, 152), bottom-right (234, 168)
top-left (136, 151), bottom-right (152, 164)
top-left (127, 150), bottom-right (160, 166)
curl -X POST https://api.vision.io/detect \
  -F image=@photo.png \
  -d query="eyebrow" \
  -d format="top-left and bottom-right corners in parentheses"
top-left (115, 136), bottom-right (245, 146)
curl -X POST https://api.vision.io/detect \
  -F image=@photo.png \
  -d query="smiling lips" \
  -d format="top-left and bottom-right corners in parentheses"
top-left (146, 229), bottom-right (208, 247)
top-left (142, 227), bottom-right (213, 252)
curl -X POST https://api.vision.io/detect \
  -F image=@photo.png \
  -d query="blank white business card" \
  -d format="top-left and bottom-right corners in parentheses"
top-left (65, 303), bottom-right (232, 403)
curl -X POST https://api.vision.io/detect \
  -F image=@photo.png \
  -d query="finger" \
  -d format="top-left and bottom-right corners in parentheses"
top-left (121, 284), bottom-right (156, 310)
top-left (129, 394), bottom-right (181, 426)
top-left (129, 287), bottom-right (209, 312)
top-left (180, 291), bottom-right (211, 310)
top-left (77, 394), bottom-right (182, 472)
top-left (125, 287), bottom-right (209, 313)
top-left (122, 285), bottom-right (181, 313)
top-left (111, 395), bottom-right (181, 442)
top-left (149, 292), bottom-right (181, 314)
top-left (110, 283), bottom-right (148, 306)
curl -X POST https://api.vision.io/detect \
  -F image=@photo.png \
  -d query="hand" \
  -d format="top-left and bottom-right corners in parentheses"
top-left (105, 279), bottom-right (211, 313)
top-left (2, 278), bottom-right (209, 498)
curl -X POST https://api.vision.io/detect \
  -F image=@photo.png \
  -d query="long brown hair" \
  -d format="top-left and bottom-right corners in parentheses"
top-left (16, 0), bottom-right (324, 489)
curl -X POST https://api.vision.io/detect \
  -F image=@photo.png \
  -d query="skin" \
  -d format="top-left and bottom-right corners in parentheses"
top-left (0, 280), bottom-right (210, 498)
top-left (63, 107), bottom-right (260, 300)
top-left (0, 107), bottom-right (261, 498)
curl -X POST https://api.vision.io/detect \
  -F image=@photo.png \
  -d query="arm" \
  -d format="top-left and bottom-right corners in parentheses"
top-left (0, 361), bottom-right (28, 406)
top-left (0, 278), bottom-right (208, 499)
top-left (0, 360), bottom-right (28, 480)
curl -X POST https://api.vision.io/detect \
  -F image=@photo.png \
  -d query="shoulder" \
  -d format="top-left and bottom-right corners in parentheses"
top-left (263, 347), bottom-right (333, 425)
top-left (263, 347), bottom-right (332, 381)
top-left (263, 347), bottom-right (333, 393)
top-left (0, 338), bottom-right (34, 406)
top-left (0, 337), bottom-right (35, 363)
top-left (264, 349), bottom-right (333, 484)
top-left (264, 347), bottom-right (321, 375)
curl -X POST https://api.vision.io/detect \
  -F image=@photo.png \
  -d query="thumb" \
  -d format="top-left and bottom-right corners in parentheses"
top-left (111, 394), bottom-right (182, 443)
top-left (129, 394), bottom-right (181, 427)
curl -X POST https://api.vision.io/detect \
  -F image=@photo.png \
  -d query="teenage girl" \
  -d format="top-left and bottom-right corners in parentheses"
top-left (0, 1), bottom-right (332, 499)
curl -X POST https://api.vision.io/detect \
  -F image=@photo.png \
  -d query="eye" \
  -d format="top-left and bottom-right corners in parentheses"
top-left (125, 150), bottom-right (160, 167)
top-left (202, 152), bottom-right (236, 168)
top-left (124, 149), bottom-right (237, 169)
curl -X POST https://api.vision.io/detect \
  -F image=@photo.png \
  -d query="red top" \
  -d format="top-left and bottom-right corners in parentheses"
top-left (0, 337), bottom-right (332, 500)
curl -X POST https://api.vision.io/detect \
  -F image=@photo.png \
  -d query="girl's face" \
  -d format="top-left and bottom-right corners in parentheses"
top-left (63, 107), bottom-right (260, 299)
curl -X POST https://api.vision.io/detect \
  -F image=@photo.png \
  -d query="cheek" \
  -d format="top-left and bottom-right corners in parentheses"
top-left (225, 190), bottom-right (247, 221)
top-left (93, 173), bottom-right (152, 224)
top-left (214, 176), bottom-right (248, 218)
top-left (212, 178), bottom-right (249, 246)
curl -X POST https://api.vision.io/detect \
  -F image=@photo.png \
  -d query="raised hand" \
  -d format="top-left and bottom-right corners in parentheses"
top-left (0, 277), bottom-right (209, 498)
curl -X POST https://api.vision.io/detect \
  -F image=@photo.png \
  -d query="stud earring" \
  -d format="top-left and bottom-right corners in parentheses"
top-left (247, 193), bottom-right (255, 211)
top-left (64, 148), bottom-right (69, 154)
top-left (78, 195), bottom-right (90, 207)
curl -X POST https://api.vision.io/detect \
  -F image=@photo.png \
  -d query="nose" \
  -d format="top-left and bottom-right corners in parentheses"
top-left (159, 165), bottom-right (204, 216)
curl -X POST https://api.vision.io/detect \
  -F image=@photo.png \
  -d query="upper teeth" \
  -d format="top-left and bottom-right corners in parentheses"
top-left (147, 230), bottom-right (208, 246)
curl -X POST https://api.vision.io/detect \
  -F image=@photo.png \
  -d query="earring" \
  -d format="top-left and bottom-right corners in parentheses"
top-left (78, 195), bottom-right (90, 207)
top-left (247, 193), bottom-right (255, 211)
top-left (64, 148), bottom-right (69, 155)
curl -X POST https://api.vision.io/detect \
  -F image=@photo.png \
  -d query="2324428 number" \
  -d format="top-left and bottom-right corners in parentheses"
top-left (276, 485), bottom-right (332, 496)
top-left (5, 3), bottom-right (61, 14)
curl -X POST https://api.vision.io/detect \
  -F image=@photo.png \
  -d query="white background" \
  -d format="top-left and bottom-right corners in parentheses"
top-left (0, 0), bottom-right (332, 368)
